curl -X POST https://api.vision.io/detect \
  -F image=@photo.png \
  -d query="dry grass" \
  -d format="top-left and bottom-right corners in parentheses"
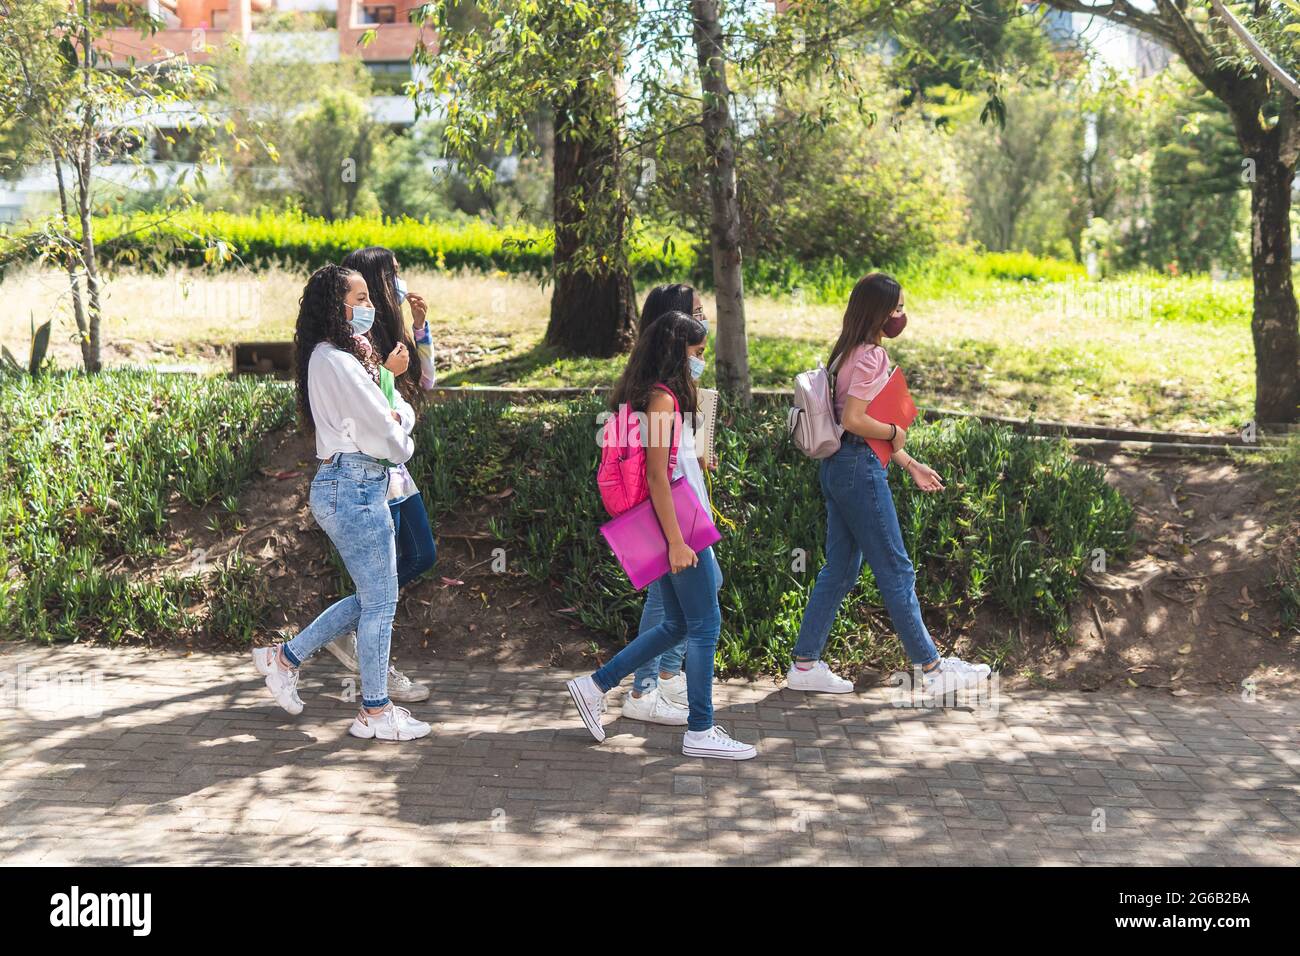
top-left (0, 264), bottom-right (1255, 432)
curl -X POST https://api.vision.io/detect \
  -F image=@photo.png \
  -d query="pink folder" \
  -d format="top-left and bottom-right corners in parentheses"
top-left (865, 367), bottom-right (919, 468)
top-left (600, 477), bottom-right (722, 590)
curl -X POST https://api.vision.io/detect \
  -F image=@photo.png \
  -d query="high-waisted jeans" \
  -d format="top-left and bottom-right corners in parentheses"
top-left (284, 453), bottom-right (398, 708)
top-left (592, 547), bottom-right (722, 731)
top-left (793, 438), bottom-right (939, 667)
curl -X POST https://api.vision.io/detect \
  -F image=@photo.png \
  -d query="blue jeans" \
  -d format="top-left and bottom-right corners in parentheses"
top-left (793, 438), bottom-right (939, 667)
top-left (284, 453), bottom-right (398, 708)
top-left (592, 548), bottom-right (722, 731)
top-left (391, 491), bottom-right (437, 588)
top-left (633, 547), bottom-right (722, 695)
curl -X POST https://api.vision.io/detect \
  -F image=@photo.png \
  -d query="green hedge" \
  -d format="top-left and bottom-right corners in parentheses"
top-left (3, 209), bottom-right (696, 283)
top-left (0, 369), bottom-right (293, 642)
top-left (1, 209), bottom-right (1084, 302)
top-left (417, 396), bottom-right (1135, 675)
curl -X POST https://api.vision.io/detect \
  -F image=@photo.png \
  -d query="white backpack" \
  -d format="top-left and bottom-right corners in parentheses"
top-left (788, 359), bottom-right (844, 459)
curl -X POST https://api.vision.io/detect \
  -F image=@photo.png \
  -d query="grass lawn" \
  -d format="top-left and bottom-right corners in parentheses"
top-left (1, 264), bottom-right (1254, 432)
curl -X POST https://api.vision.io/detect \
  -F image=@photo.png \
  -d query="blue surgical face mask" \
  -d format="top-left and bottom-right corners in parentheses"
top-left (349, 303), bottom-right (375, 336)
top-left (688, 355), bottom-right (706, 381)
top-left (394, 275), bottom-right (408, 305)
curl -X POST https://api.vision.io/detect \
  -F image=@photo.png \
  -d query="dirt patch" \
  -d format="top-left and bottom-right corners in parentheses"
top-left (990, 450), bottom-right (1299, 695)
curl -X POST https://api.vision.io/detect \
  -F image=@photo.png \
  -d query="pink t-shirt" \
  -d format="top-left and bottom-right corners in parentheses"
top-left (834, 343), bottom-right (890, 419)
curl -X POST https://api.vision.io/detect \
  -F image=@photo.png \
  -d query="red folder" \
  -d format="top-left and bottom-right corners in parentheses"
top-left (865, 368), bottom-right (918, 468)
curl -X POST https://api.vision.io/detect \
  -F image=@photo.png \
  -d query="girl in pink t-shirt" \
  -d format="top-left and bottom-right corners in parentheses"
top-left (785, 273), bottom-right (994, 699)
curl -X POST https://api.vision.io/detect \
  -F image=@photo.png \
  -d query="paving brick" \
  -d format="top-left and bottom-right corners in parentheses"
top-left (0, 644), bottom-right (1296, 865)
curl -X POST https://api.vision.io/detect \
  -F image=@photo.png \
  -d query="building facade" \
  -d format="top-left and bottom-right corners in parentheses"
top-left (0, 1), bottom-right (436, 223)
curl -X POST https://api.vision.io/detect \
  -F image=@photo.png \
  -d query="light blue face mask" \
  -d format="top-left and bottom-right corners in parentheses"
top-left (394, 275), bottom-right (408, 305)
top-left (688, 355), bottom-right (706, 381)
top-left (349, 303), bottom-right (376, 336)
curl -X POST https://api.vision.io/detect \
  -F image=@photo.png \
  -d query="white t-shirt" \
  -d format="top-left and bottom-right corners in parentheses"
top-left (308, 342), bottom-right (415, 464)
top-left (674, 417), bottom-right (710, 511)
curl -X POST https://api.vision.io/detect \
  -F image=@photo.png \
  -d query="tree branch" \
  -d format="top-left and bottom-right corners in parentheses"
top-left (1206, 0), bottom-right (1300, 99)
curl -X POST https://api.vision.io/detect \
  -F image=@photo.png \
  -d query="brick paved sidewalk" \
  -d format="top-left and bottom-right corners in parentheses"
top-left (0, 644), bottom-right (1296, 866)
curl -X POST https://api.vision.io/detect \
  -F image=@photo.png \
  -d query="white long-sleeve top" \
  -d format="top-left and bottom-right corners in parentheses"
top-left (308, 342), bottom-right (415, 464)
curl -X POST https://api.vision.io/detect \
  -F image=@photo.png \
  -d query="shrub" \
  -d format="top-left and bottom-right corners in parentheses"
top-left (424, 396), bottom-right (1135, 675)
top-left (0, 369), bottom-right (293, 641)
top-left (0, 209), bottom-right (1083, 304)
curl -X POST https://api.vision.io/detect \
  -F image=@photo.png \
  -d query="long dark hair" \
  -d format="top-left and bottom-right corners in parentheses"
top-left (293, 264), bottom-right (369, 434)
top-left (340, 245), bottom-right (421, 404)
top-left (827, 272), bottom-right (902, 371)
top-left (610, 310), bottom-right (705, 419)
top-left (639, 283), bottom-right (696, 332)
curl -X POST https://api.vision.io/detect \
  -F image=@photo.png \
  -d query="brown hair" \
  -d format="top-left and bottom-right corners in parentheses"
top-left (341, 245), bottom-right (421, 405)
top-left (827, 272), bottom-right (901, 371)
top-left (609, 310), bottom-right (705, 419)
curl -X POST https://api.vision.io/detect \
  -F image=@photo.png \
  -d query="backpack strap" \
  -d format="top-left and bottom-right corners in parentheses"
top-left (822, 356), bottom-right (844, 429)
top-left (651, 382), bottom-right (682, 474)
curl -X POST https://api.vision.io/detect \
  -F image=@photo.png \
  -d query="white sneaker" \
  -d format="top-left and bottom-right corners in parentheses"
top-left (565, 676), bottom-right (608, 742)
top-left (324, 632), bottom-right (359, 672)
top-left (325, 633), bottom-right (429, 702)
top-left (349, 704), bottom-right (432, 742)
top-left (921, 657), bottom-right (992, 700)
top-left (785, 660), bottom-right (854, 694)
top-left (254, 647), bottom-right (303, 716)
top-left (252, 645), bottom-right (277, 677)
top-left (386, 665), bottom-right (430, 703)
top-left (621, 687), bottom-right (688, 726)
top-left (657, 672), bottom-right (688, 708)
top-left (682, 725), bottom-right (757, 761)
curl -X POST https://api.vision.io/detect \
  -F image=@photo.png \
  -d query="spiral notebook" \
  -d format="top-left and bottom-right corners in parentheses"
top-left (695, 387), bottom-right (719, 468)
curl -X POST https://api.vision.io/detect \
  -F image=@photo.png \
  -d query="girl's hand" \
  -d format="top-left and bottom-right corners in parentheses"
top-left (890, 424), bottom-right (907, 452)
top-left (701, 455), bottom-right (717, 472)
top-left (406, 293), bottom-right (428, 329)
top-left (384, 342), bottom-right (410, 376)
top-left (905, 459), bottom-right (944, 493)
top-left (669, 540), bottom-right (699, 574)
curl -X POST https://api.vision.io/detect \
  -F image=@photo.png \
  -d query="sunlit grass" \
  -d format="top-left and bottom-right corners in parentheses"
top-left (0, 264), bottom-right (1255, 431)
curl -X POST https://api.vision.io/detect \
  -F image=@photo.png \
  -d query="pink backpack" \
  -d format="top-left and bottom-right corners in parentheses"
top-left (598, 383), bottom-right (681, 517)
top-left (788, 359), bottom-right (844, 459)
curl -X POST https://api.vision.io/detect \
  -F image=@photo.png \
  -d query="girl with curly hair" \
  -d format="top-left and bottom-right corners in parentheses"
top-left (314, 246), bottom-right (439, 701)
top-left (251, 264), bottom-right (431, 742)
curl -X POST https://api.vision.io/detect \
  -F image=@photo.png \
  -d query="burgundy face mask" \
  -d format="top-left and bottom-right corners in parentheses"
top-left (883, 310), bottom-right (908, 338)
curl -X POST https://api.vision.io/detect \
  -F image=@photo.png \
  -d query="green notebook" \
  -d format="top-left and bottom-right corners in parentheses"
top-left (377, 367), bottom-right (397, 468)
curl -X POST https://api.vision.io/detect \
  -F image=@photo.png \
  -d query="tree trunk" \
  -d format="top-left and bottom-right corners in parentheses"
top-left (75, 149), bottom-right (103, 375)
top-left (52, 155), bottom-right (92, 372)
top-left (1246, 135), bottom-right (1300, 426)
top-left (77, 12), bottom-right (102, 374)
top-left (544, 77), bottom-right (636, 357)
top-left (691, 0), bottom-right (750, 403)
